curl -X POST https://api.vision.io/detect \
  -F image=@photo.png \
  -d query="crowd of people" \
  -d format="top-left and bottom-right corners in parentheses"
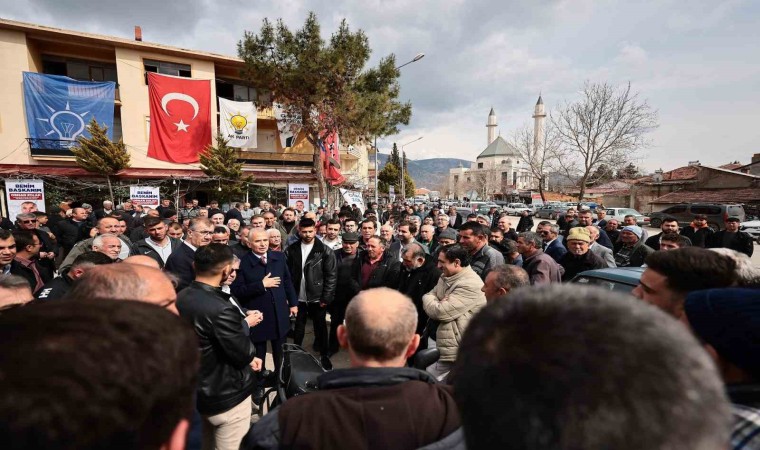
top-left (0, 197), bottom-right (758, 450)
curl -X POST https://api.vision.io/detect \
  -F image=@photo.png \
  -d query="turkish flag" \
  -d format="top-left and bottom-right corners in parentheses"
top-left (147, 73), bottom-right (211, 163)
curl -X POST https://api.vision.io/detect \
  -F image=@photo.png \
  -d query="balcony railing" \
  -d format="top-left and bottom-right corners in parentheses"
top-left (27, 138), bottom-right (76, 157)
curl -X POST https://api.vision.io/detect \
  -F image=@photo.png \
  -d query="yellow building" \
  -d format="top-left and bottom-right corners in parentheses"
top-left (0, 19), bottom-right (368, 205)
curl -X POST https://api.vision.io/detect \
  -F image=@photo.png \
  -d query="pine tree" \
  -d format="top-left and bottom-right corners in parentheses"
top-left (71, 118), bottom-right (131, 204)
top-left (200, 134), bottom-right (254, 202)
top-left (389, 143), bottom-right (401, 168)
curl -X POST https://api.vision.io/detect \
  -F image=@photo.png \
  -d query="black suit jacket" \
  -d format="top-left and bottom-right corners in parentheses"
top-left (164, 243), bottom-right (196, 291)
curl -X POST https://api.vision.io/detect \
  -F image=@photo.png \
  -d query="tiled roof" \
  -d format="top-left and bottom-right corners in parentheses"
top-left (638, 166), bottom-right (701, 183)
top-left (720, 163), bottom-right (743, 170)
top-left (651, 188), bottom-right (760, 204)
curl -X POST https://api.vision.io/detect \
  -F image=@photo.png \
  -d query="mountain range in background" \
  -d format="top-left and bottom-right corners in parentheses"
top-left (376, 153), bottom-right (472, 190)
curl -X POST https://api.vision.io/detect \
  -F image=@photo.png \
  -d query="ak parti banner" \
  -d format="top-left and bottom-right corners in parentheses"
top-left (147, 73), bottom-right (211, 163)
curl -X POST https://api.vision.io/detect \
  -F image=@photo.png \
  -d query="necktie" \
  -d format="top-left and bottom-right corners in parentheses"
top-left (261, 254), bottom-right (267, 265)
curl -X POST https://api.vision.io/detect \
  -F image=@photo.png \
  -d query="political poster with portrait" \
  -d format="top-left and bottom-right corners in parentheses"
top-left (340, 188), bottom-right (365, 213)
top-left (288, 183), bottom-right (310, 209)
top-left (5, 179), bottom-right (45, 221)
top-left (274, 103), bottom-right (302, 148)
top-left (219, 98), bottom-right (257, 148)
top-left (129, 186), bottom-right (160, 208)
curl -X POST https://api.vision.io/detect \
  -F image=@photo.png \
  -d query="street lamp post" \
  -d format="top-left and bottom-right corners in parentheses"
top-left (374, 53), bottom-right (425, 206)
top-left (400, 136), bottom-right (423, 203)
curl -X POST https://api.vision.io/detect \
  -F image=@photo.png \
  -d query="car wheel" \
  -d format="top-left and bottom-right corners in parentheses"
top-left (650, 218), bottom-right (662, 228)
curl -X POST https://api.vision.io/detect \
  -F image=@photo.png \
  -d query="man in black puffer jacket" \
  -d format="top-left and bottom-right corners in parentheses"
top-left (177, 244), bottom-right (262, 449)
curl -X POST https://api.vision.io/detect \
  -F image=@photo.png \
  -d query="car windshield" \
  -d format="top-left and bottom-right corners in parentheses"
top-left (618, 209), bottom-right (640, 216)
top-left (573, 275), bottom-right (637, 293)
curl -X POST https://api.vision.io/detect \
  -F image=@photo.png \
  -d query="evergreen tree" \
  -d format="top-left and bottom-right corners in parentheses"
top-left (71, 118), bottom-right (131, 204)
top-left (239, 12), bottom-right (412, 206)
top-left (616, 163), bottom-right (641, 180)
top-left (389, 143), bottom-right (401, 168)
top-left (200, 134), bottom-right (253, 202)
top-left (377, 142), bottom-right (415, 198)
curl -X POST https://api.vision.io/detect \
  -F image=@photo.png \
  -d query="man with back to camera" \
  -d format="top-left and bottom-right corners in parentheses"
top-left (0, 300), bottom-right (199, 450)
top-left (481, 264), bottom-right (530, 303)
top-left (177, 244), bottom-right (262, 449)
top-left (453, 285), bottom-right (732, 450)
top-left (243, 288), bottom-right (462, 450)
top-left (285, 218), bottom-right (337, 369)
top-left (36, 251), bottom-right (113, 301)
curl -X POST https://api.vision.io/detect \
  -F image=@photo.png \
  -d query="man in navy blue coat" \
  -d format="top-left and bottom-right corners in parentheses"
top-left (537, 222), bottom-right (567, 263)
top-left (231, 228), bottom-right (298, 397)
top-left (165, 218), bottom-right (214, 291)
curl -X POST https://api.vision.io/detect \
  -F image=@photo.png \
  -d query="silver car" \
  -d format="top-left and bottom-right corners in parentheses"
top-left (605, 208), bottom-right (650, 227)
top-left (740, 220), bottom-right (760, 244)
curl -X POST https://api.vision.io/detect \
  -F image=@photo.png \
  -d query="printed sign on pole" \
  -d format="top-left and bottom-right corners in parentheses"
top-left (288, 183), bottom-right (310, 209)
top-left (340, 189), bottom-right (365, 213)
top-left (5, 179), bottom-right (45, 221)
top-left (130, 186), bottom-right (160, 208)
top-left (530, 192), bottom-right (544, 207)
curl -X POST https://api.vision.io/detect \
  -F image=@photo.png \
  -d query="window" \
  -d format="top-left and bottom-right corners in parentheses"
top-left (144, 59), bottom-right (191, 83)
top-left (233, 85), bottom-right (256, 102)
top-left (42, 56), bottom-right (118, 83)
top-left (501, 160), bottom-right (507, 164)
top-left (663, 205), bottom-right (687, 214)
top-left (478, 163), bottom-right (484, 169)
top-left (691, 205), bottom-right (721, 215)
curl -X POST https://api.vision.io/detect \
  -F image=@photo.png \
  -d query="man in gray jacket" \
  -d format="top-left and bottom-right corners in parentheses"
top-left (588, 225), bottom-right (616, 268)
top-left (457, 222), bottom-right (504, 280)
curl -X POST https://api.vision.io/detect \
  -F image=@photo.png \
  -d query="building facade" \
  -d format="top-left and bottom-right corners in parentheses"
top-left (0, 19), bottom-right (367, 208)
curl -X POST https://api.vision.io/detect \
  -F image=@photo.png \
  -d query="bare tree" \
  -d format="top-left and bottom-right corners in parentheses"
top-left (511, 123), bottom-right (559, 202)
top-left (551, 81), bottom-right (658, 201)
top-left (466, 161), bottom-right (502, 201)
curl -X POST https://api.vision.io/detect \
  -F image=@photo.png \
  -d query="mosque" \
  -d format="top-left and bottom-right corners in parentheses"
top-left (447, 96), bottom-right (545, 201)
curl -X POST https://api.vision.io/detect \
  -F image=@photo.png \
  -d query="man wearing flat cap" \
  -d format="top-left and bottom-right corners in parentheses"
top-left (559, 227), bottom-right (606, 281)
top-left (613, 225), bottom-right (654, 267)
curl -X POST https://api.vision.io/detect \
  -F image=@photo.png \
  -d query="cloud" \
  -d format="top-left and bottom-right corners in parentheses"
top-left (0, 0), bottom-right (759, 172)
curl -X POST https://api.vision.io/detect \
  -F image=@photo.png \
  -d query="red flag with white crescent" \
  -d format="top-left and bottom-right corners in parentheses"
top-left (147, 73), bottom-right (211, 163)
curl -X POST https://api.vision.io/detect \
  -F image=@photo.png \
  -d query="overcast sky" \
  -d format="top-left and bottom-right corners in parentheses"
top-left (3, 0), bottom-right (759, 172)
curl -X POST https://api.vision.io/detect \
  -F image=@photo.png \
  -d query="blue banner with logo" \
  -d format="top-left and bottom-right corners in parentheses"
top-left (23, 72), bottom-right (116, 146)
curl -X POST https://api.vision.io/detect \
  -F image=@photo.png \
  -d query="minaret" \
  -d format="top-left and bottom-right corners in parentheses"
top-left (486, 107), bottom-right (497, 145)
top-left (532, 95), bottom-right (546, 151)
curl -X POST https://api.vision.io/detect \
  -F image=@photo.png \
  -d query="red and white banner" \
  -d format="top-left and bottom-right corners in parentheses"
top-left (322, 129), bottom-right (345, 185)
top-left (147, 73), bottom-right (211, 163)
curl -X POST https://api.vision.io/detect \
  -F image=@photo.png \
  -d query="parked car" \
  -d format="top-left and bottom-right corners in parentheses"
top-left (571, 267), bottom-right (645, 293)
top-left (456, 207), bottom-right (473, 218)
top-left (534, 204), bottom-right (566, 220)
top-left (648, 203), bottom-right (746, 231)
top-left (505, 203), bottom-right (532, 216)
top-left (740, 220), bottom-right (760, 244)
top-left (605, 208), bottom-right (650, 227)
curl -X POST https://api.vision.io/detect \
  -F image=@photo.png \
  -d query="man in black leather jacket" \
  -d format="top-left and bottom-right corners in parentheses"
top-left (285, 218), bottom-right (337, 369)
top-left (177, 244), bottom-right (262, 450)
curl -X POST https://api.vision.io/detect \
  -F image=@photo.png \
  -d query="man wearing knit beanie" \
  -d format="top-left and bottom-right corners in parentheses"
top-left (559, 227), bottom-right (606, 281)
top-left (683, 288), bottom-right (760, 449)
top-left (613, 225), bottom-right (654, 267)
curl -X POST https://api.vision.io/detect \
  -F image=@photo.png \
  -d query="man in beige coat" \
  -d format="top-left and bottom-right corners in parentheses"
top-left (423, 244), bottom-right (486, 381)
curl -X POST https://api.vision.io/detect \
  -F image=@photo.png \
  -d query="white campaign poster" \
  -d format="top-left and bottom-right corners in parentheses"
top-left (288, 183), bottom-right (310, 209)
top-left (5, 179), bottom-right (45, 221)
top-left (219, 98), bottom-right (257, 148)
top-left (340, 188), bottom-right (365, 213)
top-left (274, 103), bottom-right (302, 148)
top-left (130, 186), bottom-right (160, 208)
